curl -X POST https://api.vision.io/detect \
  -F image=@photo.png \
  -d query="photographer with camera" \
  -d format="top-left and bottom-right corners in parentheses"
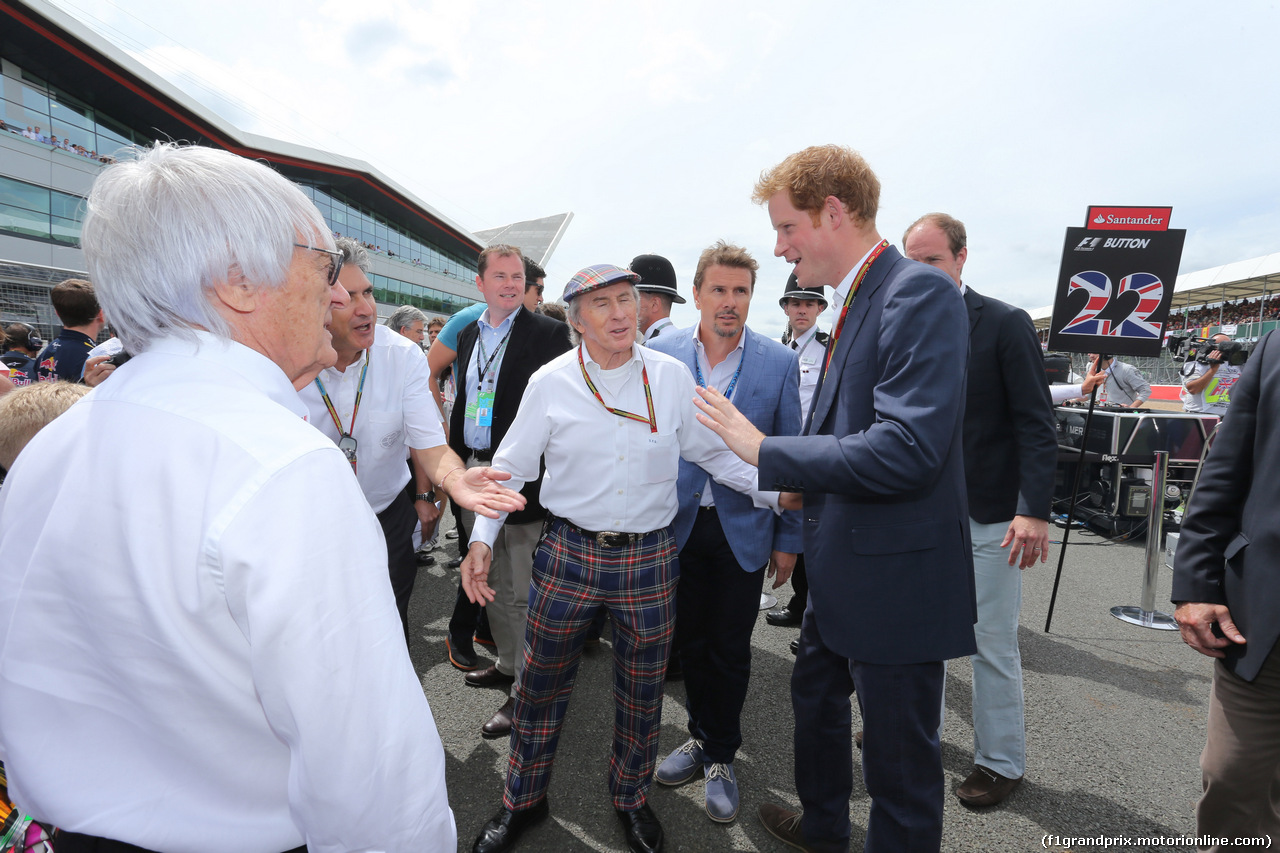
top-left (1088, 352), bottom-right (1150, 407)
top-left (1181, 333), bottom-right (1243, 416)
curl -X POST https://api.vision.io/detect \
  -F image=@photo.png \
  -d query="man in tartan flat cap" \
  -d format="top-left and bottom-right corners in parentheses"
top-left (463, 264), bottom-right (781, 853)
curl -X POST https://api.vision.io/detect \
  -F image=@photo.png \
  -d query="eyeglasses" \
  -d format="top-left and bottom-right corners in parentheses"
top-left (294, 243), bottom-right (345, 288)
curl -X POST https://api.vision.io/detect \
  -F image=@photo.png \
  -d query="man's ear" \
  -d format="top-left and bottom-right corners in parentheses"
top-left (211, 266), bottom-right (258, 316)
top-left (824, 195), bottom-right (847, 229)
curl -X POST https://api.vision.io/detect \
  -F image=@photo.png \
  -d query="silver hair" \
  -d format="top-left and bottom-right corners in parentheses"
top-left (386, 304), bottom-right (427, 333)
top-left (334, 236), bottom-right (371, 274)
top-left (79, 143), bottom-right (331, 354)
top-left (565, 284), bottom-right (638, 346)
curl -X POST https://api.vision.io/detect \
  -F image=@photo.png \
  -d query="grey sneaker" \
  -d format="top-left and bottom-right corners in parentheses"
top-left (654, 738), bottom-right (705, 786)
top-left (704, 761), bottom-right (739, 823)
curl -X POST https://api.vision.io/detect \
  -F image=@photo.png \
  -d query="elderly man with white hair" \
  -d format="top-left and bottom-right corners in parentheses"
top-left (387, 303), bottom-right (429, 346)
top-left (0, 143), bottom-right (522, 853)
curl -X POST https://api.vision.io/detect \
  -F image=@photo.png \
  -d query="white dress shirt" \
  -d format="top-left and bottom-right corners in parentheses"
top-left (471, 342), bottom-right (776, 547)
top-left (643, 316), bottom-right (675, 343)
top-left (693, 326), bottom-right (745, 508)
top-left (0, 332), bottom-right (454, 853)
top-left (789, 324), bottom-right (827, 416)
top-left (299, 324), bottom-right (444, 513)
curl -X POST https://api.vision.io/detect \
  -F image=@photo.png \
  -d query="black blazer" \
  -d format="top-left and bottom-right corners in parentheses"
top-left (1173, 330), bottom-right (1280, 681)
top-left (961, 287), bottom-right (1058, 524)
top-left (449, 306), bottom-right (572, 525)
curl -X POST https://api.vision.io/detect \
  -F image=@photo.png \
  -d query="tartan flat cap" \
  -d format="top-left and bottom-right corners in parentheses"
top-left (562, 264), bottom-right (641, 302)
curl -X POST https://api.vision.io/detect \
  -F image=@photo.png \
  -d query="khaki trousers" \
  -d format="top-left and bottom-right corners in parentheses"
top-left (460, 457), bottom-right (539, 678)
top-left (1197, 642), bottom-right (1280, 851)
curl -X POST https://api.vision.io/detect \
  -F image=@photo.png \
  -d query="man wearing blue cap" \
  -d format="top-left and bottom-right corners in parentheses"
top-left (463, 264), bottom-right (780, 853)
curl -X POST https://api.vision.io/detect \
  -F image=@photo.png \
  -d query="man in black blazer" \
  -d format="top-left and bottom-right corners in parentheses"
top-left (1173, 329), bottom-right (1280, 845)
top-left (448, 244), bottom-right (572, 738)
top-left (697, 146), bottom-right (976, 853)
top-left (905, 214), bottom-right (1057, 808)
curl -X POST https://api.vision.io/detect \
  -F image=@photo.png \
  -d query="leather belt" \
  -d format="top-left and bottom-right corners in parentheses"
top-left (467, 447), bottom-right (494, 462)
top-left (552, 517), bottom-right (662, 550)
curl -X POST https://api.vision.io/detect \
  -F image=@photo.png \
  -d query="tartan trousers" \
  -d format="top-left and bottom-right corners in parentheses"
top-left (502, 518), bottom-right (678, 812)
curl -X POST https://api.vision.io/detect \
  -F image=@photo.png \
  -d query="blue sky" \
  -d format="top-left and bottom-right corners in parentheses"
top-left (48, 0), bottom-right (1280, 341)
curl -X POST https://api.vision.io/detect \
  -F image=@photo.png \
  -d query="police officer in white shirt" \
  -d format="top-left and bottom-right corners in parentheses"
top-left (632, 253), bottom-right (685, 344)
top-left (766, 274), bottom-right (828, 630)
top-left (463, 264), bottom-right (778, 853)
top-left (0, 143), bottom-right (523, 853)
top-left (299, 237), bottom-right (452, 644)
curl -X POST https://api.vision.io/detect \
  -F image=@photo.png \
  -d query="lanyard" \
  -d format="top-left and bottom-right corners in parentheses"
top-left (578, 347), bottom-right (657, 433)
top-left (694, 346), bottom-right (744, 401)
top-left (314, 356), bottom-right (369, 471)
top-left (475, 321), bottom-right (515, 389)
top-left (823, 240), bottom-right (890, 378)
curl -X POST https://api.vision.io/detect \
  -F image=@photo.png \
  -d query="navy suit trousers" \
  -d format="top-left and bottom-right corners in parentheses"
top-left (794, 608), bottom-right (946, 853)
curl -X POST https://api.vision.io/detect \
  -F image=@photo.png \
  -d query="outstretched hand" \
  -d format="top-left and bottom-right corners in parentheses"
top-left (693, 385), bottom-right (765, 466)
top-left (449, 466), bottom-right (526, 518)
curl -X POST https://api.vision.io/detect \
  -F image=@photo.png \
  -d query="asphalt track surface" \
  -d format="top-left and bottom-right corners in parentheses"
top-left (408, 513), bottom-right (1212, 852)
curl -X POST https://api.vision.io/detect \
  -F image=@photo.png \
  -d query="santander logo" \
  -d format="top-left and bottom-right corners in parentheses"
top-left (1086, 206), bottom-right (1171, 232)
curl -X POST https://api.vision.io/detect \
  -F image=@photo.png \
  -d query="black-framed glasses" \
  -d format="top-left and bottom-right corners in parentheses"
top-left (294, 243), bottom-right (345, 288)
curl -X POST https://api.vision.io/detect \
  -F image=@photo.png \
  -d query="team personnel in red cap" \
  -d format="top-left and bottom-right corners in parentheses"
top-left (463, 264), bottom-right (779, 853)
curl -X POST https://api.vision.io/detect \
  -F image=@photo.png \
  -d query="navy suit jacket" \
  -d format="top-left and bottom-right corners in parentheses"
top-left (650, 325), bottom-right (804, 569)
top-left (757, 246), bottom-right (977, 665)
top-left (961, 287), bottom-right (1058, 523)
top-left (1173, 330), bottom-right (1280, 681)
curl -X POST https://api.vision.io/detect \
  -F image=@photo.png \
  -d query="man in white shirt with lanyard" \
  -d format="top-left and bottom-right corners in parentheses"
top-left (447, 245), bottom-right (573, 740)
top-left (767, 274), bottom-right (829, 632)
top-left (0, 143), bottom-right (522, 853)
top-left (632, 253), bottom-right (685, 343)
top-left (462, 264), bottom-right (779, 853)
top-left (298, 237), bottom-right (452, 644)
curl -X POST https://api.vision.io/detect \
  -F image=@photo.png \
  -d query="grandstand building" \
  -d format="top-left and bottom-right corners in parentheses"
top-left (0, 0), bottom-right (485, 339)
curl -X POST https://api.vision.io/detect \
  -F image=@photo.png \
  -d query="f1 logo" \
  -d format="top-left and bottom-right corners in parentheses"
top-left (1075, 237), bottom-right (1103, 251)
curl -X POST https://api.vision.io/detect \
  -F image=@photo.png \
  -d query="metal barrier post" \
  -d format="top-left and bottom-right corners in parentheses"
top-left (1111, 450), bottom-right (1178, 630)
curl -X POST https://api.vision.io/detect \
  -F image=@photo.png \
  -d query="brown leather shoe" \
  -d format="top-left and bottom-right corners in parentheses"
top-left (482, 697), bottom-right (515, 739)
top-left (757, 803), bottom-right (815, 852)
top-left (854, 730), bottom-right (862, 750)
top-left (465, 664), bottom-right (515, 689)
top-left (956, 765), bottom-right (1022, 807)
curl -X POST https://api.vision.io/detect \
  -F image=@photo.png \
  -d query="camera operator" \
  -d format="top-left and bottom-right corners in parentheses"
top-left (1181, 333), bottom-right (1242, 416)
top-left (1088, 352), bottom-right (1150, 407)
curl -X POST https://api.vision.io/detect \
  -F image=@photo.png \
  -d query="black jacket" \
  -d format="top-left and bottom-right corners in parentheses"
top-left (961, 287), bottom-right (1058, 524)
top-left (1173, 330), bottom-right (1280, 681)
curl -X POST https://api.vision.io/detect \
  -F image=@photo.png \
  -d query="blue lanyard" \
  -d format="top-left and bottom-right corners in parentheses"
top-left (694, 348), bottom-right (743, 401)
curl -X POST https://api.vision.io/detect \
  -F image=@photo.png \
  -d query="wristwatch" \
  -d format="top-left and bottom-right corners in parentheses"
top-left (414, 490), bottom-right (436, 503)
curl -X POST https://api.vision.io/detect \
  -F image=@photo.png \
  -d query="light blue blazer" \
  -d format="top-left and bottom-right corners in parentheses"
top-left (650, 324), bottom-right (804, 569)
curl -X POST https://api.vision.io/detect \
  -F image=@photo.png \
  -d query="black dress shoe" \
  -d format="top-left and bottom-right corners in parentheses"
top-left (447, 556), bottom-right (463, 569)
top-left (415, 552), bottom-right (436, 566)
top-left (616, 804), bottom-right (663, 853)
top-left (472, 799), bottom-right (550, 853)
top-left (789, 639), bottom-right (799, 656)
top-left (765, 607), bottom-right (802, 627)
top-left (482, 696), bottom-right (515, 739)
top-left (465, 664), bottom-right (516, 688)
top-left (447, 634), bottom-right (478, 671)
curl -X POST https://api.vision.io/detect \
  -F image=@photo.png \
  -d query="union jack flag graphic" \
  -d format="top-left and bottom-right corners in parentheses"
top-left (1114, 272), bottom-right (1164, 339)
top-left (1060, 270), bottom-right (1114, 335)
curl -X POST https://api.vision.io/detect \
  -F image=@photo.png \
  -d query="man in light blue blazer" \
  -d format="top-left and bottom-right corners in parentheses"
top-left (650, 241), bottom-right (803, 824)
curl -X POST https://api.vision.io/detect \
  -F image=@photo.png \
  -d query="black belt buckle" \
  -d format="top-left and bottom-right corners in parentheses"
top-left (595, 531), bottom-right (634, 548)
